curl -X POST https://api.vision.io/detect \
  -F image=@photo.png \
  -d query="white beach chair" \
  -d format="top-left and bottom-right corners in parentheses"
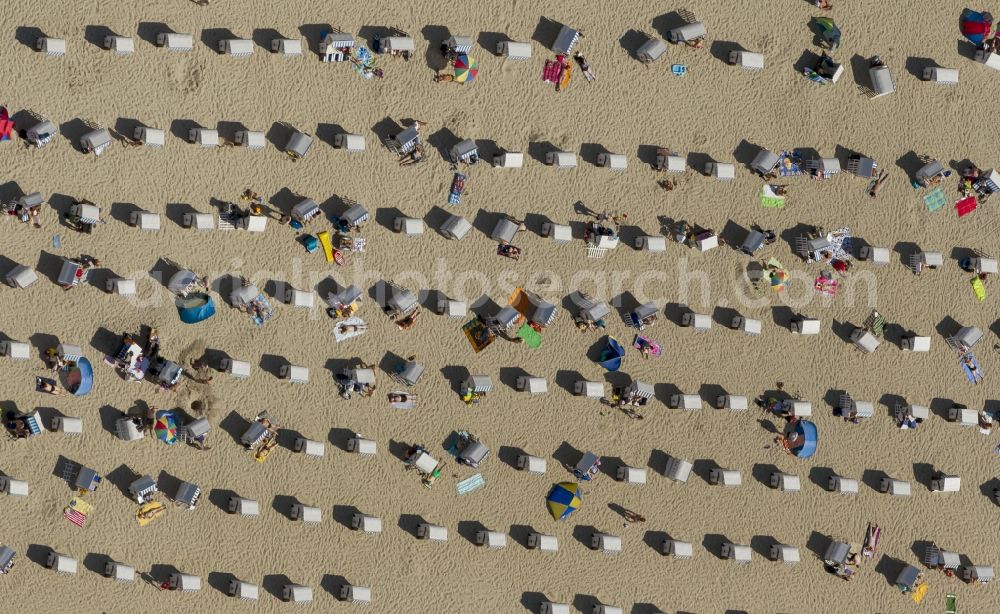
top-left (279, 365), bottom-right (309, 383)
top-left (497, 40), bottom-right (532, 60)
top-left (228, 580), bottom-right (260, 600)
top-left (669, 393), bottom-right (702, 410)
top-left (879, 477), bottom-right (911, 496)
top-left (220, 358), bottom-right (251, 379)
top-left (516, 454), bottom-right (547, 474)
top-left (721, 543), bottom-right (752, 564)
top-left (416, 523), bottom-right (448, 541)
top-left (347, 436), bottom-right (377, 456)
top-left (339, 584), bottom-right (371, 604)
top-left (334, 133), bottom-right (365, 152)
top-left (663, 539), bottom-right (694, 560)
top-left (591, 533), bottom-right (621, 554)
top-left (475, 530), bottom-right (507, 549)
top-left (0, 340), bottom-right (32, 360)
top-left (293, 437), bottom-right (324, 457)
top-left (527, 533), bottom-right (559, 552)
top-left (351, 513), bottom-right (382, 534)
top-left (283, 584), bottom-right (313, 603)
top-left (227, 497), bottom-right (260, 517)
top-left (290, 504), bottom-right (321, 523)
top-left (769, 472), bottom-right (801, 492)
top-left (790, 318), bottom-right (821, 334)
top-left (930, 474), bottom-right (960, 492)
top-left (770, 544), bottom-right (800, 564)
top-left (616, 466), bottom-right (647, 485)
top-left (709, 468), bottom-right (742, 487)
top-left (104, 561), bottom-right (135, 582)
top-left (664, 456), bottom-right (693, 483)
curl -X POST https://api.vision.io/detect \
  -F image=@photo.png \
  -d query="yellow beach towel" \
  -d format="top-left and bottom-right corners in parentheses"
top-left (972, 277), bottom-right (986, 302)
top-left (911, 582), bottom-right (929, 603)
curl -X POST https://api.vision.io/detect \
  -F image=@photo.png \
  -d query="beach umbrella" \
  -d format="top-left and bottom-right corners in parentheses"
top-left (454, 54), bottom-right (478, 84)
top-left (814, 17), bottom-right (841, 49)
top-left (0, 107), bottom-right (12, 141)
top-left (66, 357), bottom-right (93, 396)
top-left (153, 411), bottom-right (178, 445)
top-left (597, 336), bottom-right (625, 371)
top-left (770, 269), bottom-right (789, 291)
top-left (546, 482), bottom-right (582, 521)
top-left (961, 9), bottom-right (992, 45)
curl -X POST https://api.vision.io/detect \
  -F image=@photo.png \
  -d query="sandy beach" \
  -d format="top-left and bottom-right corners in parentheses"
top-left (1, 1), bottom-right (999, 612)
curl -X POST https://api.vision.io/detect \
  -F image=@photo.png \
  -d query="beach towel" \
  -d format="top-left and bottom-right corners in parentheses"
top-left (946, 593), bottom-right (957, 614)
top-left (956, 196), bottom-right (977, 217)
top-left (64, 497), bottom-right (92, 527)
top-left (972, 277), bottom-right (986, 302)
top-left (962, 353), bottom-right (984, 383)
top-left (924, 187), bottom-right (947, 212)
top-left (557, 61), bottom-right (572, 91)
top-left (136, 501), bottom-right (166, 526)
top-left (542, 60), bottom-right (561, 83)
top-left (448, 173), bottom-right (466, 205)
top-left (456, 473), bottom-right (486, 495)
top-left (352, 46), bottom-right (375, 79)
top-left (761, 185), bottom-right (786, 208)
top-left (462, 318), bottom-right (494, 353)
top-left (814, 275), bottom-right (839, 296)
top-left (333, 317), bottom-right (367, 342)
top-left (912, 583), bottom-right (929, 604)
top-left (516, 323), bottom-right (541, 349)
top-left (632, 334), bottom-right (662, 357)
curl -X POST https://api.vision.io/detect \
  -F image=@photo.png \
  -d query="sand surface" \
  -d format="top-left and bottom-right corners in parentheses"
top-left (1, 1), bottom-right (999, 612)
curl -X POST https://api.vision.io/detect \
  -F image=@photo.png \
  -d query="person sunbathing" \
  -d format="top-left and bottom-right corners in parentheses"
top-left (685, 38), bottom-right (705, 48)
top-left (36, 377), bottom-right (64, 395)
top-left (397, 309), bottom-right (421, 330)
top-left (336, 322), bottom-right (367, 335)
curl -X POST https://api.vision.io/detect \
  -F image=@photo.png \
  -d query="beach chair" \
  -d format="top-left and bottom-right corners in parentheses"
top-left (930, 473), bottom-right (960, 492)
top-left (167, 573), bottom-right (201, 591)
top-left (293, 438), bottom-right (324, 457)
top-left (594, 606), bottom-right (624, 614)
top-left (731, 316), bottom-right (762, 336)
top-left (681, 311), bottom-right (711, 331)
top-left (271, 38), bottom-right (302, 56)
top-left (616, 466), bottom-right (647, 484)
top-left (574, 380), bottom-right (604, 398)
top-left (339, 585), bottom-right (372, 604)
top-left (290, 504), bottom-right (322, 523)
top-left (551, 25), bottom-right (581, 54)
top-left (0, 477), bottom-right (28, 497)
top-left (664, 456), bottom-right (693, 483)
top-left (730, 50), bottom-right (764, 70)
top-left (234, 130), bottom-right (265, 149)
top-left (391, 360), bottom-right (424, 387)
top-left (475, 530), bottom-right (507, 549)
top-left (769, 472), bottom-right (801, 492)
top-left (868, 59), bottom-right (896, 98)
top-left (436, 298), bottom-right (467, 319)
top-left (228, 580), bottom-right (260, 600)
top-left (635, 235), bottom-right (667, 252)
top-left (284, 287), bottom-right (316, 309)
top-left (850, 328), bottom-right (881, 353)
top-left (858, 245), bottom-right (890, 265)
top-left (102, 35), bottom-right (134, 54)
top-left (516, 454), bottom-right (547, 474)
top-left (285, 130), bottom-right (313, 160)
top-left (26, 118), bottom-right (57, 147)
top-left (351, 513), bottom-right (382, 534)
top-left (219, 358), bottom-right (251, 379)
top-left (667, 21), bottom-right (707, 44)
top-left (4, 265), bottom-right (39, 289)
top-left (948, 406), bottom-right (978, 426)
top-left (182, 212), bottom-right (213, 230)
top-left (694, 230), bottom-right (719, 251)
top-left (961, 565), bottom-right (994, 583)
top-left (440, 214), bottom-right (472, 240)
top-left (128, 210), bottom-right (161, 231)
top-left (283, 584), bottom-right (313, 603)
top-left (105, 277), bottom-right (136, 295)
top-left (590, 532), bottom-right (621, 554)
top-left (705, 162), bottom-right (736, 180)
top-left (381, 36), bottom-right (416, 56)
top-left (597, 153), bottom-right (627, 170)
top-left (347, 435), bottom-right (376, 456)
top-left (80, 128), bottom-right (112, 155)
top-left (923, 66), bottom-right (959, 84)
top-left (657, 538), bottom-right (693, 561)
top-left (493, 150), bottom-right (524, 167)
top-left (716, 394), bottom-right (749, 412)
top-left (879, 477), bottom-right (911, 496)
top-left (115, 417), bottom-right (144, 441)
top-left (770, 544), bottom-right (800, 564)
top-left (669, 394), bottom-right (701, 410)
top-left (173, 481), bottom-right (201, 509)
top-left (279, 365), bottom-right (309, 383)
top-left (657, 150), bottom-right (687, 172)
top-left (417, 523), bottom-right (448, 541)
top-left (36, 37), bottom-right (67, 56)
top-left (923, 544), bottom-right (961, 570)
top-left (322, 128), bottom-right (362, 152)
top-left (900, 334), bottom-right (930, 352)
top-left (392, 217), bottom-right (424, 237)
top-left (637, 38), bottom-right (668, 63)
top-left (219, 39), bottom-right (253, 57)
top-left (545, 151), bottom-right (577, 168)
top-left (51, 415), bottom-right (83, 435)
top-left (103, 560), bottom-right (135, 582)
top-left (709, 468), bottom-right (741, 487)
top-left (0, 340), bottom-right (30, 359)
top-left (790, 317), bottom-right (821, 335)
top-left (514, 376), bottom-right (548, 394)
top-left (975, 48), bottom-right (1000, 69)
top-left (721, 543), bottom-right (752, 564)
top-left (132, 126), bottom-right (165, 147)
top-left (540, 603), bottom-right (571, 614)
top-left (227, 497), bottom-right (260, 517)
top-left (45, 552), bottom-right (77, 574)
top-left (450, 139), bottom-right (479, 165)
top-left (750, 149), bottom-right (779, 176)
top-left (847, 155), bottom-right (878, 178)
top-left (157, 32), bottom-right (193, 50)
top-left (188, 128), bottom-right (219, 147)
top-left (525, 532), bottom-right (559, 553)
top-left (497, 40), bottom-right (531, 59)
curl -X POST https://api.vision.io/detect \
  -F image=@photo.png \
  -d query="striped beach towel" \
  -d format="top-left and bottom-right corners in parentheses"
top-left (456, 473), bottom-right (486, 495)
top-left (64, 497), bottom-right (92, 527)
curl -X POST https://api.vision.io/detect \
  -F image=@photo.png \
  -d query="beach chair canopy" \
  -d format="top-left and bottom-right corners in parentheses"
top-left (158, 33), bottom-right (194, 50)
top-left (617, 466), bottom-right (647, 484)
top-left (737, 317), bottom-right (762, 335)
top-left (323, 32), bottom-right (355, 49)
top-left (824, 541), bottom-right (851, 564)
top-left (953, 326), bottom-right (983, 348)
top-left (851, 329), bottom-right (880, 353)
top-left (529, 533), bottom-right (559, 552)
top-left (665, 540), bottom-right (694, 559)
top-left (170, 573), bottom-right (201, 591)
top-left (348, 436), bottom-right (377, 455)
top-left (492, 218), bottom-right (519, 243)
top-left (220, 39), bottom-right (254, 56)
top-left (901, 335), bottom-right (930, 352)
top-left (53, 415), bottom-right (82, 434)
top-left (637, 38), bottom-right (668, 62)
top-left (931, 474), bottom-right (960, 492)
top-left (592, 533), bottom-right (622, 552)
top-left (384, 36), bottom-right (415, 52)
top-left (860, 246), bottom-right (890, 264)
top-left (458, 440), bottom-right (490, 467)
top-left (292, 504), bottom-right (321, 522)
top-left (792, 318), bottom-right (821, 334)
top-left (340, 203), bottom-right (369, 226)
top-left (0, 340), bottom-right (31, 359)
top-left (230, 581), bottom-right (259, 600)
top-left (543, 222), bottom-right (571, 242)
top-left (896, 565), bottom-right (921, 590)
top-left (711, 468), bottom-right (742, 487)
top-left (723, 543), bottom-right (752, 562)
top-left (497, 40), bottom-right (532, 59)
top-left (829, 475), bottom-right (859, 494)
top-left (128, 476), bottom-right (157, 501)
top-left (17, 191), bottom-right (45, 207)
top-left (966, 565), bottom-right (995, 582)
top-left (134, 125), bottom-right (165, 146)
top-left (464, 375), bottom-right (493, 392)
top-left (576, 380), bottom-right (604, 398)
top-left (175, 481), bottom-right (201, 508)
top-left (182, 212), bottom-right (212, 230)
top-left (131, 211), bottom-right (161, 230)
top-left (869, 65), bottom-right (895, 97)
top-left (5, 264), bottom-right (38, 289)
top-left (73, 466), bottom-right (101, 492)
top-left (477, 530), bottom-right (507, 548)
top-left (291, 199), bottom-right (321, 223)
top-left (974, 257), bottom-right (999, 274)
top-left (27, 119), bottom-right (57, 145)
top-left (451, 139), bottom-right (478, 163)
top-left (280, 365), bottom-right (309, 383)
top-left (105, 35), bottom-right (135, 54)
top-left (518, 454), bottom-right (547, 473)
top-left (334, 132), bottom-right (365, 151)
top-left (190, 128), bottom-right (219, 146)
top-left (772, 544), bottom-right (801, 563)
top-left (517, 376), bottom-right (548, 394)
top-left (771, 472), bottom-right (801, 492)
top-left (283, 584), bottom-right (313, 603)
top-left (664, 154), bottom-right (686, 172)
top-left (293, 437), bottom-right (324, 457)
top-left (272, 38), bottom-right (302, 55)
top-left (626, 380), bottom-right (655, 399)
top-left (683, 312), bottom-right (711, 330)
top-left (393, 125), bottom-right (420, 152)
top-left (353, 513), bottom-right (382, 533)
top-left (115, 417), bottom-right (143, 441)
top-left (328, 284), bottom-right (361, 308)
top-left (286, 131), bottom-right (313, 158)
top-left (671, 394), bottom-right (701, 410)
top-left (915, 161), bottom-right (945, 184)
top-left (2, 477), bottom-right (29, 496)
top-left (547, 150), bottom-right (577, 168)
top-left (977, 48), bottom-right (1000, 69)
top-left (168, 269), bottom-right (198, 296)
top-left (395, 360), bottom-right (424, 385)
top-left (440, 214), bottom-right (472, 240)
top-left (667, 21), bottom-right (706, 43)
top-left (412, 451), bottom-right (440, 474)
top-left (751, 149), bottom-right (779, 176)
top-left (48, 553), bottom-right (77, 574)
top-left (80, 128), bottom-right (113, 154)
top-left (731, 50), bottom-right (764, 69)
top-left (341, 585), bottom-right (372, 603)
top-left (552, 25), bottom-right (580, 54)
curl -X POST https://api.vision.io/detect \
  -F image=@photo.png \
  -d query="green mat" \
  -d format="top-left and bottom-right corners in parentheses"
top-left (924, 187), bottom-right (947, 212)
top-left (516, 323), bottom-right (542, 349)
top-left (945, 593), bottom-right (956, 614)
